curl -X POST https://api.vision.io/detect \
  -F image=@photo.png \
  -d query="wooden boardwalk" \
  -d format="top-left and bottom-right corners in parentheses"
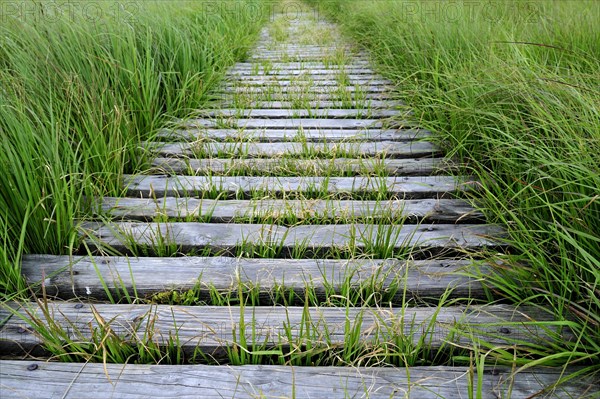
top-left (1, 12), bottom-right (597, 399)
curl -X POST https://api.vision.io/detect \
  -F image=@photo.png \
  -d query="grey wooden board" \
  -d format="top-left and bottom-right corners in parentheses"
top-left (150, 157), bottom-right (453, 177)
top-left (216, 100), bottom-right (405, 109)
top-left (247, 57), bottom-right (363, 62)
top-left (210, 92), bottom-right (396, 101)
top-left (231, 62), bottom-right (372, 69)
top-left (20, 255), bottom-right (490, 300)
top-left (224, 79), bottom-right (392, 87)
top-left (156, 128), bottom-right (430, 142)
top-left (229, 66), bottom-right (375, 74)
top-left (3, 362), bottom-right (596, 399)
top-left (195, 109), bottom-right (402, 119)
top-left (178, 118), bottom-right (406, 130)
top-left (252, 45), bottom-right (356, 50)
top-left (227, 69), bottom-right (378, 76)
top-left (250, 45), bottom-right (356, 50)
top-left (1, 303), bottom-right (570, 358)
top-left (98, 197), bottom-right (480, 223)
top-left (143, 141), bottom-right (439, 159)
top-left (79, 221), bottom-right (505, 255)
top-left (122, 175), bottom-right (472, 199)
top-left (223, 85), bottom-right (389, 93)
top-left (229, 66), bottom-right (377, 74)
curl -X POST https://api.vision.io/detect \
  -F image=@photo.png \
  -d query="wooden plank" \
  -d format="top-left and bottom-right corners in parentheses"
top-left (195, 109), bottom-right (402, 119)
top-left (0, 303), bottom-right (569, 358)
top-left (178, 118), bottom-right (407, 130)
top-left (229, 66), bottom-right (375, 74)
top-left (122, 175), bottom-right (471, 199)
top-left (227, 69), bottom-right (378, 76)
top-left (230, 62), bottom-right (372, 69)
top-left (210, 92), bottom-right (396, 101)
top-left (156, 128), bottom-right (429, 142)
top-left (223, 79), bottom-right (392, 87)
top-left (215, 100), bottom-right (405, 109)
top-left (143, 141), bottom-right (439, 159)
top-left (20, 255), bottom-right (490, 300)
top-left (2, 361), bottom-right (595, 399)
top-left (222, 85), bottom-right (389, 93)
top-left (97, 197), bottom-right (480, 223)
top-left (123, 174), bottom-right (469, 200)
top-left (247, 54), bottom-right (369, 62)
top-left (79, 221), bottom-right (505, 256)
top-left (251, 45), bottom-right (354, 50)
top-left (150, 157), bottom-right (453, 176)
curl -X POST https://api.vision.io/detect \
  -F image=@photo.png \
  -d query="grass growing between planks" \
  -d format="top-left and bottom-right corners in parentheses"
top-left (0, 0), bottom-right (269, 298)
top-left (307, 0), bottom-right (600, 374)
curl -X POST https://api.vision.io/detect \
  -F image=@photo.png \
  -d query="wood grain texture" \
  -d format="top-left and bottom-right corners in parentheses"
top-left (210, 92), bottom-right (396, 101)
top-left (122, 175), bottom-right (472, 199)
top-left (1, 361), bottom-right (596, 399)
top-left (179, 118), bottom-right (404, 130)
top-left (181, 118), bottom-right (408, 130)
top-left (222, 86), bottom-right (390, 94)
top-left (223, 79), bottom-right (392, 87)
top-left (150, 157), bottom-right (454, 177)
top-left (0, 303), bottom-right (570, 357)
top-left (79, 221), bottom-right (506, 256)
top-left (156, 128), bottom-right (430, 142)
top-left (227, 69), bottom-right (379, 76)
top-left (97, 197), bottom-right (481, 223)
top-left (143, 141), bottom-right (438, 159)
top-left (215, 100), bottom-right (405, 109)
top-left (230, 62), bottom-right (372, 70)
top-left (194, 109), bottom-right (402, 119)
top-left (20, 255), bottom-right (491, 300)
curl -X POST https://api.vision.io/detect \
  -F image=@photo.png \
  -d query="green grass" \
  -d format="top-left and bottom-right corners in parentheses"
top-left (0, 0), bottom-right (269, 297)
top-left (306, 0), bottom-right (600, 372)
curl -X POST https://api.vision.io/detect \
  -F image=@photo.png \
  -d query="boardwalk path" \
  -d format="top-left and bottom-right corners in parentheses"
top-left (1, 11), bottom-right (596, 398)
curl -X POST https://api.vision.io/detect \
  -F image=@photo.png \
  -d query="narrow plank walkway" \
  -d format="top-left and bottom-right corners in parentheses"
top-left (2, 10), bottom-right (596, 399)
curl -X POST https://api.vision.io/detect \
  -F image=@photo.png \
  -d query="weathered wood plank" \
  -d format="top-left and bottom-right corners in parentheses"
top-left (178, 118), bottom-right (407, 130)
top-left (216, 100), bottom-right (404, 109)
top-left (227, 69), bottom-right (378, 76)
top-left (150, 157), bottom-right (453, 176)
top-left (195, 109), bottom-right (402, 119)
top-left (247, 53), bottom-right (369, 61)
top-left (98, 197), bottom-right (480, 223)
top-left (230, 62), bottom-right (372, 69)
top-left (222, 85), bottom-right (389, 93)
top-left (122, 175), bottom-right (472, 199)
top-left (210, 92), bottom-right (396, 102)
top-left (79, 221), bottom-right (505, 256)
top-left (0, 303), bottom-right (569, 358)
top-left (2, 361), bottom-right (595, 399)
top-left (20, 255), bottom-right (490, 301)
top-left (156, 128), bottom-right (429, 142)
top-left (143, 141), bottom-right (438, 159)
top-left (224, 79), bottom-right (392, 87)
top-left (228, 68), bottom-right (379, 76)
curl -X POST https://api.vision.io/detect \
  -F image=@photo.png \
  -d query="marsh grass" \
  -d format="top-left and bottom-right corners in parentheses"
top-left (0, 0), bottom-right (268, 297)
top-left (308, 0), bottom-right (600, 372)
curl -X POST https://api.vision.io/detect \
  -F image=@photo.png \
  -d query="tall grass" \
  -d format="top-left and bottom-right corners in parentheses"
top-left (307, 0), bottom-right (600, 369)
top-left (0, 0), bottom-right (268, 296)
